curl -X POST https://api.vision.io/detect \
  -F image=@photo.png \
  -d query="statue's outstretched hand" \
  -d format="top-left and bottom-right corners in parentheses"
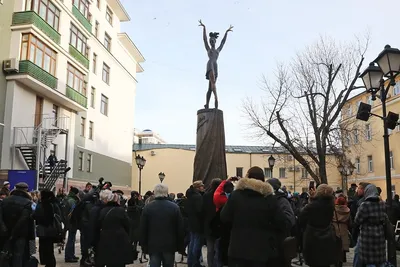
top-left (227, 25), bottom-right (234, 32)
top-left (199, 19), bottom-right (205, 27)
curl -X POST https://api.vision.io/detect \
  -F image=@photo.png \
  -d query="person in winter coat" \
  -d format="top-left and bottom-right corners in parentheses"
top-left (185, 180), bottom-right (205, 267)
top-left (127, 191), bottom-right (143, 249)
top-left (332, 194), bottom-right (351, 266)
top-left (299, 184), bottom-right (339, 267)
top-left (213, 178), bottom-right (235, 266)
top-left (1, 182), bottom-right (35, 267)
top-left (221, 167), bottom-right (287, 267)
top-left (354, 184), bottom-right (388, 266)
top-left (33, 189), bottom-right (62, 267)
top-left (140, 184), bottom-right (184, 267)
top-left (63, 187), bottom-right (80, 262)
top-left (88, 190), bottom-right (110, 253)
top-left (175, 193), bottom-right (189, 256)
top-left (0, 181), bottom-right (11, 197)
top-left (267, 178), bottom-right (296, 231)
top-left (96, 193), bottom-right (134, 267)
top-left (202, 178), bottom-right (221, 267)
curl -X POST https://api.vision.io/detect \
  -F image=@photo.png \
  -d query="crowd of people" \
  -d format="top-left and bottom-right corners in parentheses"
top-left (0, 167), bottom-right (399, 267)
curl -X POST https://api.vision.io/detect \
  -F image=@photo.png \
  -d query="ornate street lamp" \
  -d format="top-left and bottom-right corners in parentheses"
top-left (158, 172), bottom-right (166, 183)
top-left (135, 154), bottom-right (146, 195)
top-left (356, 45), bottom-right (400, 266)
top-left (268, 155), bottom-right (276, 178)
top-left (337, 161), bottom-right (355, 193)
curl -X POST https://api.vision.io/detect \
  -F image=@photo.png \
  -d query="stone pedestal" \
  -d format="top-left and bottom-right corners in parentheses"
top-left (193, 109), bottom-right (227, 186)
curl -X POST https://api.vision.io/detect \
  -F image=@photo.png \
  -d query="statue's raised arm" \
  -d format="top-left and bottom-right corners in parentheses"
top-left (199, 20), bottom-right (210, 51)
top-left (217, 25), bottom-right (233, 52)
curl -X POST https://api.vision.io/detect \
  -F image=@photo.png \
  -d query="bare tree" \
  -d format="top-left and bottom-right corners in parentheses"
top-left (244, 36), bottom-right (369, 185)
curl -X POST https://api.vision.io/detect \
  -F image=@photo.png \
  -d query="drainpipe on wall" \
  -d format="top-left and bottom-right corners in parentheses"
top-left (249, 152), bottom-right (252, 169)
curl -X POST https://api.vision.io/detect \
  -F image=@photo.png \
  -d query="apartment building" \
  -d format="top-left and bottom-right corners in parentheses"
top-left (340, 76), bottom-right (400, 199)
top-left (0, 0), bottom-right (144, 190)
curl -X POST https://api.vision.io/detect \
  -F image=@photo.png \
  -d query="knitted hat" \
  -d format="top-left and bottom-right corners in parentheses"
top-left (267, 178), bottom-right (281, 191)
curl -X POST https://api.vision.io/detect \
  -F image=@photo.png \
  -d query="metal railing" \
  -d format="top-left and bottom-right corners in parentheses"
top-left (13, 127), bottom-right (38, 146)
top-left (37, 115), bottom-right (70, 132)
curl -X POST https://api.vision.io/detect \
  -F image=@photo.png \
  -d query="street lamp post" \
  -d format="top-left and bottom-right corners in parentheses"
top-left (337, 161), bottom-right (355, 194)
top-left (268, 155), bottom-right (276, 178)
top-left (158, 172), bottom-right (166, 183)
top-left (135, 154), bottom-right (146, 195)
top-left (357, 45), bottom-right (400, 266)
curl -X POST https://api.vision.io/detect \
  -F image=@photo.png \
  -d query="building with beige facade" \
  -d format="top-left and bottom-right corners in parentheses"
top-left (340, 76), bottom-right (400, 199)
top-left (132, 144), bottom-right (342, 195)
top-left (0, 0), bottom-right (144, 191)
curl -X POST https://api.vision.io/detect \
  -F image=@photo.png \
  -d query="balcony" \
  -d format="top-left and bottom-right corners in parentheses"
top-left (66, 86), bottom-right (87, 108)
top-left (69, 45), bottom-right (89, 69)
top-left (72, 5), bottom-right (92, 33)
top-left (19, 60), bottom-right (58, 89)
top-left (12, 11), bottom-right (61, 44)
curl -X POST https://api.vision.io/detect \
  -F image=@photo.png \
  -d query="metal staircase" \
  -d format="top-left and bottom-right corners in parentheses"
top-left (13, 116), bottom-right (70, 190)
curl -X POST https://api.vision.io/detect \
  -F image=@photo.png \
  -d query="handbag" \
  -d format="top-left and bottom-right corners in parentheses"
top-left (283, 236), bottom-right (297, 260)
top-left (36, 205), bottom-right (63, 240)
top-left (0, 240), bottom-right (11, 267)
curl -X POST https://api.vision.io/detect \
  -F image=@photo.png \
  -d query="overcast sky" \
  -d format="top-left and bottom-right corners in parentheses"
top-left (120, 0), bottom-right (400, 146)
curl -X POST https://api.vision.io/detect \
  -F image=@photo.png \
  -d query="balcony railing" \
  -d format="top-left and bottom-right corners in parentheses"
top-left (19, 60), bottom-right (58, 89)
top-left (72, 5), bottom-right (92, 33)
top-left (12, 11), bottom-right (61, 44)
top-left (66, 86), bottom-right (87, 108)
top-left (69, 45), bottom-right (89, 69)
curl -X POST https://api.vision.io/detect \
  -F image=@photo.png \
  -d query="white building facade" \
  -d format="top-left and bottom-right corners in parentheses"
top-left (0, 0), bottom-right (144, 189)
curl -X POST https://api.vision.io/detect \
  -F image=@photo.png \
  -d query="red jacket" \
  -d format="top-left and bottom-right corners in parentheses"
top-left (213, 180), bottom-right (228, 211)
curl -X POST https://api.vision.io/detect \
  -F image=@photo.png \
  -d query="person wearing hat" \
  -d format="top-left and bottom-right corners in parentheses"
top-left (0, 181), bottom-right (10, 197)
top-left (1, 182), bottom-right (35, 267)
top-left (347, 183), bottom-right (358, 199)
top-left (63, 186), bottom-right (80, 263)
top-left (185, 180), bottom-right (205, 267)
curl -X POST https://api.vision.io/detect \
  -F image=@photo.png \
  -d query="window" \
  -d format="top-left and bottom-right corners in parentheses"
top-left (80, 117), bottom-right (86, 137)
top-left (67, 64), bottom-right (87, 95)
top-left (96, 0), bottom-right (100, 8)
top-left (102, 63), bottom-right (110, 84)
top-left (264, 168), bottom-right (272, 178)
top-left (344, 134), bottom-right (351, 146)
top-left (301, 168), bottom-right (308, 178)
top-left (50, 144), bottom-right (57, 156)
top-left (100, 94), bottom-right (108, 115)
top-left (279, 168), bottom-right (286, 178)
top-left (367, 155), bottom-right (373, 172)
top-left (20, 33), bottom-right (57, 75)
top-left (73, 0), bottom-right (90, 20)
top-left (90, 87), bottom-right (95, 108)
top-left (356, 100), bottom-right (362, 109)
top-left (89, 121), bottom-right (93, 140)
top-left (397, 119), bottom-right (400, 131)
top-left (106, 6), bottom-right (113, 25)
top-left (87, 154), bottom-right (92, 172)
top-left (95, 21), bottom-right (99, 38)
top-left (78, 151), bottom-right (84, 171)
top-left (26, 0), bottom-right (60, 30)
top-left (92, 53), bottom-right (97, 74)
top-left (390, 151), bottom-right (394, 169)
top-left (353, 129), bottom-right (359, 144)
top-left (365, 124), bottom-right (372, 140)
top-left (347, 105), bottom-right (352, 117)
top-left (104, 33), bottom-right (111, 51)
top-left (70, 24), bottom-right (88, 57)
top-left (367, 95), bottom-right (374, 106)
top-left (52, 104), bottom-right (58, 126)
top-left (355, 158), bottom-right (360, 173)
top-left (394, 81), bottom-right (400, 96)
top-left (236, 167), bottom-right (243, 178)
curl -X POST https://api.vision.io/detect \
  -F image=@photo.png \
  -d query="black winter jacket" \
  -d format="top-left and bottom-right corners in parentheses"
top-left (2, 190), bottom-right (34, 239)
top-left (140, 197), bottom-right (184, 254)
top-left (185, 186), bottom-right (203, 233)
top-left (221, 178), bottom-right (287, 263)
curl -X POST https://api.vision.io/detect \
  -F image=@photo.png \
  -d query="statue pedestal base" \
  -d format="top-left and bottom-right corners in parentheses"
top-left (193, 109), bottom-right (227, 186)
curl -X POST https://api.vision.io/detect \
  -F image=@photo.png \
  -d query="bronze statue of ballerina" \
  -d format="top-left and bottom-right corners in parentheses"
top-left (199, 20), bottom-right (233, 109)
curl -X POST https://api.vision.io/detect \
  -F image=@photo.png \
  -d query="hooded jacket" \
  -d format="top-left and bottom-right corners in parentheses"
top-left (185, 186), bottom-right (203, 233)
top-left (220, 178), bottom-right (287, 263)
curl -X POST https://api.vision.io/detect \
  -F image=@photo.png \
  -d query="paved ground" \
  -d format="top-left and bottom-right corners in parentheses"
top-left (36, 238), bottom-right (400, 267)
